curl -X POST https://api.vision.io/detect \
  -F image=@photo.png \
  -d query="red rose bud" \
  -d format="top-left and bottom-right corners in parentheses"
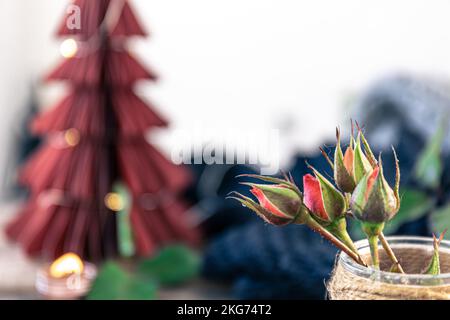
top-left (334, 128), bottom-right (356, 192)
top-left (249, 183), bottom-right (302, 218)
top-left (350, 151), bottom-right (400, 226)
top-left (303, 169), bottom-right (347, 223)
top-left (303, 169), bottom-right (359, 254)
top-left (228, 175), bottom-right (306, 226)
top-left (232, 174), bottom-right (366, 266)
top-left (351, 147), bottom-right (400, 268)
top-left (333, 127), bottom-right (376, 193)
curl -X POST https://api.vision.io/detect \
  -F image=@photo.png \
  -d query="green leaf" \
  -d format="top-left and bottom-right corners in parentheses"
top-left (124, 277), bottom-right (158, 300)
top-left (430, 204), bottom-right (450, 237)
top-left (88, 262), bottom-right (157, 300)
top-left (383, 189), bottom-right (433, 235)
top-left (137, 245), bottom-right (200, 286)
top-left (414, 119), bottom-right (448, 190)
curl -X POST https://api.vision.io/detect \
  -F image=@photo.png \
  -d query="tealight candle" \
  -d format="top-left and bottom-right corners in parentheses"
top-left (35, 253), bottom-right (97, 300)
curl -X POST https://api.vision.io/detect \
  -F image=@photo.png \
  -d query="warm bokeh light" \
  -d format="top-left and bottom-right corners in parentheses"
top-left (64, 128), bottom-right (80, 147)
top-left (49, 253), bottom-right (84, 278)
top-left (59, 38), bottom-right (78, 58)
top-left (104, 192), bottom-right (125, 212)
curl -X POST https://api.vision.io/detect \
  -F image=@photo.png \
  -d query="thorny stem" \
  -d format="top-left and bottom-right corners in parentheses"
top-left (305, 217), bottom-right (367, 267)
top-left (326, 218), bottom-right (360, 255)
top-left (368, 234), bottom-right (380, 269)
top-left (379, 232), bottom-right (405, 274)
top-left (336, 228), bottom-right (359, 255)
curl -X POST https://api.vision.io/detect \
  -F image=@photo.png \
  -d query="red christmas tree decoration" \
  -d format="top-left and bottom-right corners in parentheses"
top-left (6, 0), bottom-right (200, 260)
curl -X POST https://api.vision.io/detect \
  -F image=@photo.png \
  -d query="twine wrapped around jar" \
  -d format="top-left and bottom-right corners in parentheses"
top-left (327, 237), bottom-right (450, 300)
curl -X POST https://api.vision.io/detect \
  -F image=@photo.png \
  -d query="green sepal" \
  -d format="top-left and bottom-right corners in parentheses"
top-left (353, 133), bottom-right (373, 184)
top-left (236, 174), bottom-right (302, 196)
top-left (392, 147), bottom-right (401, 212)
top-left (227, 192), bottom-right (293, 225)
top-left (361, 221), bottom-right (385, 237)
top-left (358, 129), bottom-right (377, 168)
top-left (423, 232), bottom-right (445, 275)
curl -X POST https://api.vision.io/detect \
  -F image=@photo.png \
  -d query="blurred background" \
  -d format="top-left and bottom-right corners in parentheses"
top-left (1, 0), bottom-right (450, 300)
top-left (4, 0), bottom-right (450, 178)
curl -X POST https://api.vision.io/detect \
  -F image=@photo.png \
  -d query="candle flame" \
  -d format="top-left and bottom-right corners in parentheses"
top-left (49, 253), bottom-right (84, 278)
top-left (105, 192), bottom-right (124, 212)
top-left (60, 39), bottom-right (78, 58)
top-left (64, 128), bottom-right (80, 147)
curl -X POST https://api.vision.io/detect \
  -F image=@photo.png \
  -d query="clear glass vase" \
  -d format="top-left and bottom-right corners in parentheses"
top-left (327, 236), bottom-right (450, 300)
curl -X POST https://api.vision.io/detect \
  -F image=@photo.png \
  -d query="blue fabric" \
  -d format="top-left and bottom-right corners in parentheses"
top-left (202, 222), bottom-right (337, 299)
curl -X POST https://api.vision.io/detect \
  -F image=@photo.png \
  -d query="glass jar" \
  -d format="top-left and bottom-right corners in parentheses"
top-left (327, 236), bottom-right (450, 300)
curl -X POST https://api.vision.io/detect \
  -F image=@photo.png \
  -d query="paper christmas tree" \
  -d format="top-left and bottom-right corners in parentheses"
top-left (6, 0), bottom-right (200, 260)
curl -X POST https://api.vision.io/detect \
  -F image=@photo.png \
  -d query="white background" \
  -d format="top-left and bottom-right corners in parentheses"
top-left (1, 0), bottom-right (450, 189)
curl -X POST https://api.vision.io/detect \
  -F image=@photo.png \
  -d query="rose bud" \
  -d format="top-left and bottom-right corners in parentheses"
top-left (231, 174), bottom-right (367, 266)
top-left (303, 171), bottom-right (346, 223)
top-left (350, 150), bottom-right (400, 267)
top-left (334, 128), bottom-right (374, 193)
top-left (228, 174), bottom-right (308, 226)
top-left (350, 153), bottom-right (400, 226)
top-left (334, 128), bottom-right (356, 192)
top-left (303, 167), bottom-right (358, 253)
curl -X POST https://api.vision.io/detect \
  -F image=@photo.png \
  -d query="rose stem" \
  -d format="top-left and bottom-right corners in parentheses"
top-left (336, 229), bottom-right (359, 254)
top-left (334, 228), bottom-right (367, 266)
top-left (379, 232), bottom-right (405, 273)
top-left (307, 217), bottom-right (367, 267)
top-left (367, 235), bottom-right (380, 268)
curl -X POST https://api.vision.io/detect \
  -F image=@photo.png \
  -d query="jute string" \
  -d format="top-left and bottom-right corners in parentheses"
top-left (327, 247), bottom-right (450, 300)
